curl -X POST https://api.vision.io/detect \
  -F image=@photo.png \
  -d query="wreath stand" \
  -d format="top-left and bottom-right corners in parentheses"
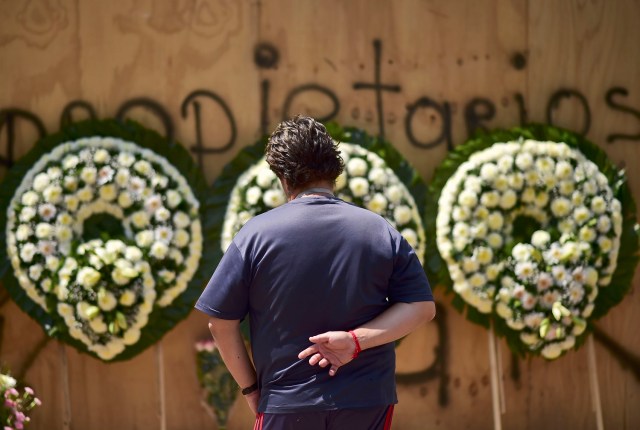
top-left (487, 332), bottom-right (605, 430)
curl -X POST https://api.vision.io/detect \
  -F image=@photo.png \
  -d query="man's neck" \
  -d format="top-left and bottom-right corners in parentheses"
top-left (288, 181), bottom-right (335, 201)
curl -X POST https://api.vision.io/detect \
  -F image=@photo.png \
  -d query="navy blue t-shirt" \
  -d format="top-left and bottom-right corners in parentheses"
top-left (195, 196), bottom-right (433, 413)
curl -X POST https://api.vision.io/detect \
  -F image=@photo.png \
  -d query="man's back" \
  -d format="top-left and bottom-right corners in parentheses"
top-left (197, 196), bottom-right (431, 412)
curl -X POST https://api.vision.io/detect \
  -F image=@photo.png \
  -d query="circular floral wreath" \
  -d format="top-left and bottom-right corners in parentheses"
top-left (212, 123), bottom-right (428, 269)
top-left (0, 119), bottom-right (216, 361)
top-left (426, 124), bottom-right (639, 359)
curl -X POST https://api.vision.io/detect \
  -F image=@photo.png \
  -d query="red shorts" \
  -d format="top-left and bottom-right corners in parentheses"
top-left (254, 405), bottom-right (394, 430)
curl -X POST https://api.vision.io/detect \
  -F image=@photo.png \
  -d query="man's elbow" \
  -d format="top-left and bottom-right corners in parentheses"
top-left (207, 317), bottom-right (239, 337)
top-left (422, 301), bottom-right (436, 322)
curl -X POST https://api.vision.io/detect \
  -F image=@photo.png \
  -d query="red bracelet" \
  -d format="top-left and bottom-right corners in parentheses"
top-left (348, 330), bottom-right (361, 359)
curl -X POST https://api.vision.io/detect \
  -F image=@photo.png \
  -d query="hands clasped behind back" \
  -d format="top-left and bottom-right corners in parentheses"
top-left (298, 331), bottom-right (357, 376)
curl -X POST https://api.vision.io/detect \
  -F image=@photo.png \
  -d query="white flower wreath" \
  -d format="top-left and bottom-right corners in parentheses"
top-left (436, 139), bottom-right (623, 359)
top-left (6, 137), bottom-right (203, 360)
top-left (221, 142), bottom-right (426, 262)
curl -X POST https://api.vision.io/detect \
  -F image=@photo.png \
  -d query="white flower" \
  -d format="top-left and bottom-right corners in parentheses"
top-left (19, 206), bottom-right (36, 222)
top-left (131, 211), bottom-right (150, 229)
top-left (166, 190), bottom-right (183, 208)
top-left (159, 269), bottom-right (176, 283)
top-left (57, 303), bottom-right (75, 318)
top-left (92, 148), bottom-right (110, 164)
top-left (524, 170), bottom-right (539, 184)
top-left (21, 191), bottom-right (39, 206)
top-left (487, 212), bottom-right (503, 231)
top-left (123, 329), bottom-right (141, 345)
top-left (134, 160), bottom-right (153, 176)
top-left (173, 229), bottom-right (190, 248)
top-left (89, 316), bottom-right (108, 334)
top-left (347, 158), bottom-right (368, 176)
top-left (393, 206), bottom-right (412, 226)
top-left (150, 241), bottom-right (169, 259)
top-left (555, 161), bottom-right (573, 179)
top-left (154, 226), bottom-right (174, 243)
top-left (348, 177), bottom-right (369, 197)
top-left (452, 206), bottom-right (471, 221)
top-left (115, 169), bottom-right (130, 187)
top-left (487, 233), bottom-right (503, 249)
top-left (534, 192), bottom-right (549, 208)
top-left (117, 152), bottom-right (135, 167)
top-left (499, 190), bottom-right (517, 210)
top-left (15, 224), bottom-right (33, 241)
top-left (42, 185), bottom-right (63, 204)
top-left (552, 265), bottom-right (568, 283)
top-left (170, 248), bottom-right (184, 265)
top-left (119, 290), bottom-right (137, 307)
top-left (515, 262), bottom-right (535, 279)
top-left (129, 177), bottom-right (146, 194)
top-left (596, 216), bottom-right (611, 233)
top-left (77, 186), bottom-right (94, 202)
top-left (474, 246), bottom-right (493, 265)
top-left (524, 312), bottom-right (545, 329)
top-left (496, 302), bottom-right (512, 319)
top-left (263, 189), bottom-right (286, 207)
top-left (462, 258), bottom-right (479, 273)
top-left (531, 231), bottom-right (550, 248)
top-left (480, 163), bottom-right (498, 181)
top-left (368, 167), bottom-right (388, 186)
top-left (550, 198), bottom-right (572, 217)
top-left (401, 229), bottom-right (418, 248)
top-left (520, 332), bottom-right (540, 346)
top-left (80, 167), bottom-right (97, 185)
top-left (150, 207), bottom-right (170, 224)
top-left (152, 175), bottom-right (168, 189)
top-left (458, 190), bottom-right (478, 208)
top-left (55, 226), bottom-right (73, 242)
top-left (35, 222), bottom-right (53, 239)
top-left (480, 192), bottom-right (499, 208)
top-left (515, 153), bottom-right (533, 170)
top-left (98, 184), bottom-right (117, 202)
top-left (144, 195), bottom-right (163, 213)
top-left (536, 273), bottom-right (553, 292)
top-left (568, 282), bottom-right (585, 304)
top-left (62, 154), bottom-right (79, 170)
top-left (560, 181), bottom-right (575, 196)
top-left (589, 196), bottom-right (607, 214)
top-left (135, 230), bottom-right (154, 248)
top-left (486, 264), bottom-right (501, 281)
top-left (33, 172), bottom-right (51, 192)
top-left (97, 289), bottom-right (117, 311)
top-left (125, 246), bottom-right (143, 262)
top-left (469, 273), bottom-right (486, 288)
top-left (63, 176), bottom-right (79, 191)
top-left (541, 343), bottom-right (562, 359)
top-left (384, 185), bottom-right (403, 204)
top-left (38, 240), bottom-right (56, 256)
top-left (256, 169), bottom-right (276, 188)
top-left (535, 157), bottom-right (555, 173)
top-left (28, 264), bottom-right (43, 281)
top-left (246, 186), bottom-right (262, 205)
top-left (75, 267), bottom-right (101, 289)
top-left (521, 188), bottom-right (535, 203)
top-left (572, 206), bottom-right (591, 225)
top-left (597, 236), bottom-right (612, 253)
top-left (117, 192), bottom-right (133, 209)
top-left (367, 193), bottom-right (388, 214)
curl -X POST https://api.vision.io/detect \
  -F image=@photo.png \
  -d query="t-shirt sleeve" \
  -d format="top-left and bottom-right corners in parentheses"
top-left (387, 233), bottom-right (433, 303)
top-left (194, 242), bottom-right (250, 320)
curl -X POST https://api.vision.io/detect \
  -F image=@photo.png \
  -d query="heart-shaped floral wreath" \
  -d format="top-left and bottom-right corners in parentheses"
top-left (426, 124), bottom-right (639, 359)
top-left (0, 119), bottom-right (216, 361)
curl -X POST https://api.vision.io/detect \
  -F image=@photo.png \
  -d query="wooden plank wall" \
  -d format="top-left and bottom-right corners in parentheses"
top-left (1, 1), bottom-right (638, 429)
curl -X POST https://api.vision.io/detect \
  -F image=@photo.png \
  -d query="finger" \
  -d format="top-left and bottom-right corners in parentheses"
top-left (308, 333), bottom-right (331, 344)
top-left (298, 345), bottom-right (319, 359)
top-left (309, 353), bottom-right (323, 366)
top-left (318, 358), bottom-right (330, 368)
top-left (329, 365), bottom-right (339, 377)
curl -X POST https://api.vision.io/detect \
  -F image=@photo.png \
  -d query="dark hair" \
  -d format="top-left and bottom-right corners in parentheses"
top-left (265, 115), bottom-right (344, 191)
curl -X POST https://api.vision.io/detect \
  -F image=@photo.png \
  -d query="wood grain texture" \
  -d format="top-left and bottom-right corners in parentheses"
top-left (0, 0), bottom-right (639, 429)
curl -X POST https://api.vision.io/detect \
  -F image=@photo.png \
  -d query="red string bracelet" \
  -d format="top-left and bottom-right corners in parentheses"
top-left (348, 330), bottom-right (362, 360)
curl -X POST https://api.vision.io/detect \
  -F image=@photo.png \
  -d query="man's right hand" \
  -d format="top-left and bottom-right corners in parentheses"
top-left (297, 331), bottom-right (357, 376)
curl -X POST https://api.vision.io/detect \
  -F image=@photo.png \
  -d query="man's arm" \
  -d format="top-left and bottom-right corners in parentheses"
top-left (298, 301), bottom-right (436, 376)
top-left (207, 317), bottom-right (260, 414)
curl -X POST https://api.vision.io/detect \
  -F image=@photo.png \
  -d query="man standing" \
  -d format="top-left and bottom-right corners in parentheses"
top-left (195, 115), bottom-right (435, 430)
